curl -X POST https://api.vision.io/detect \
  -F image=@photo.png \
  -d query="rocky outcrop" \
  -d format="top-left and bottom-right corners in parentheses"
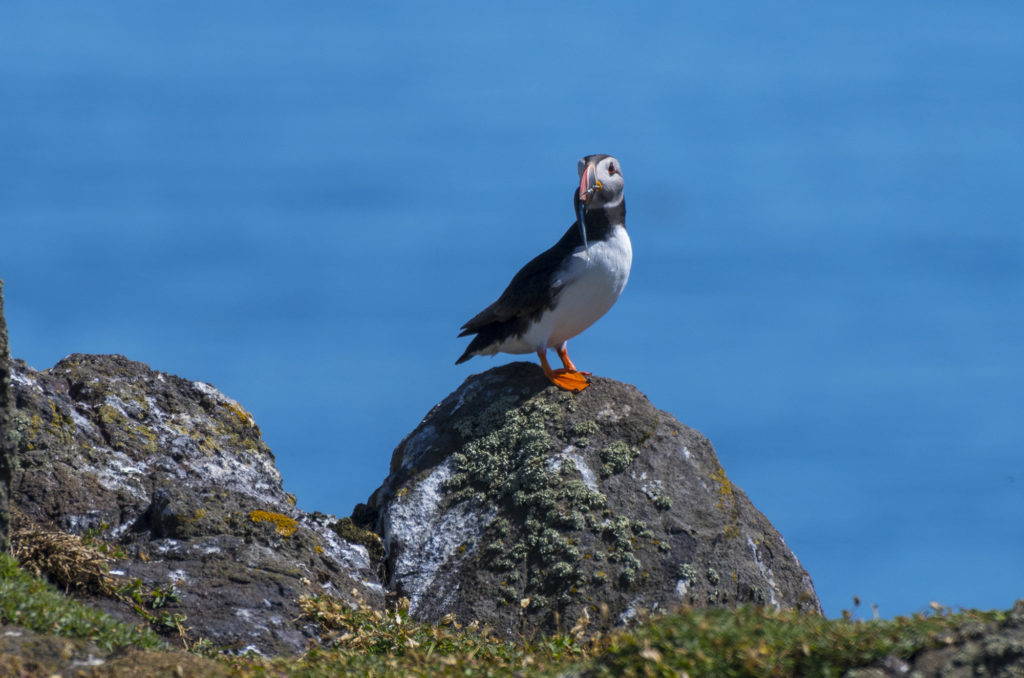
top-left (356, 362), bottom-right (821, 638)
top-left (9, 354), bottom-right (383, 655)
top-left (844, 600), bottom-right (1024, 678)
top-left (7, 351), bottom-right (821, 653)
top-left (0, 281), bottom-right (11, 553)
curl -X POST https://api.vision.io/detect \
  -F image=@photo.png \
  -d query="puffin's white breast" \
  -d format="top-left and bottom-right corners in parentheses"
top-left (499, 225), bottom-right (632, 354)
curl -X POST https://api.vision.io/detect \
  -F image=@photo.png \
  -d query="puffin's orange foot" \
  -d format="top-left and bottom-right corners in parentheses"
top-left (549, 368), bottom-right (590, 392)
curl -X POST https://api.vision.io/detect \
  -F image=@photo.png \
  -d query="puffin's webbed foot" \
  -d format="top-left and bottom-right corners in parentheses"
top-left (549, 368), bottom-right (590, 392)
top-left (537, 349), bottom-right (591, 392)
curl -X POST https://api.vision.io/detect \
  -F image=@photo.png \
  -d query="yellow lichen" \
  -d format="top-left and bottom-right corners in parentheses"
top-left (249, 510), bottom-right (299, 537)
top-left (97, 404), bottom-right (125, 426)
top-left (29, 413), bottom-right (44, 438)
top-left (710, 467), bottom-right (741, 538)
top-left (710, 467), bottom-right (734, 507)
top-left (134, 424), bottom-right (159, 454)
top-left (225, 401), bottom-right (258, 430)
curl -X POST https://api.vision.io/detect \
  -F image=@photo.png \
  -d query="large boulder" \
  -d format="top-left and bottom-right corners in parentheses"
top-left (357, 362), bottom-right (820, 637)
top-left (9, 354), bottom-right (383, 655)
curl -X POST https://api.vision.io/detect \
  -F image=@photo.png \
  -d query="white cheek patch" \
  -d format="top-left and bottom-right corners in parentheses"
top-left (601, 194), bottom-right (624, 209)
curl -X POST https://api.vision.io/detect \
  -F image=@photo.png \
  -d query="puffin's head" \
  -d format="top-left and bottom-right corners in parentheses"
top-left (577, 154), bottom-right (624, 209)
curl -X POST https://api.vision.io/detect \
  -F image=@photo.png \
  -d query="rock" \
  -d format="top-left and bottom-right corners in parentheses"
top-left (357, 362), bottom-right (821, 637)
top-left (0, 281), bottom-right (11, 552)
top-left (843, 600), bottom-right (1024, 677)
top-left (9, 354), bottom-right (384, 655)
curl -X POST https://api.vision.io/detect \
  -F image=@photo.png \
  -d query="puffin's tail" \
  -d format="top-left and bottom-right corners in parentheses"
top-left (455, 330), bottom-right (497, 364)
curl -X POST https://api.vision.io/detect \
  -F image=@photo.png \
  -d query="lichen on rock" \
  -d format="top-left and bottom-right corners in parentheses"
top-left (359, 362), bottom-right (821, 638)
top-left (9, 354), bottom-right (384, 654)
top-left (249, 510), bottom-right (299, 537)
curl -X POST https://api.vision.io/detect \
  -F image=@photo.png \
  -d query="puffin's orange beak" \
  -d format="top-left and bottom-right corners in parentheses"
top-left (578, 162), bottom-right (601, 203)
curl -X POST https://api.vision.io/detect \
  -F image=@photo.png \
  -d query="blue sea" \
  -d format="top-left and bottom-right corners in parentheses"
top-left (1, 3), bottom-right (1022, 619)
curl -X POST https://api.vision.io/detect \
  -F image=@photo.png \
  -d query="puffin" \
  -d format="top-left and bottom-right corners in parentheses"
top-left (455, 154), bottom-right (632, 392)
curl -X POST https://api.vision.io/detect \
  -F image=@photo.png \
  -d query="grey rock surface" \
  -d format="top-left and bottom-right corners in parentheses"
top-left (357, 362), bottom-right (821, 638)
top-left (9, 354), bottom-right (384, 655)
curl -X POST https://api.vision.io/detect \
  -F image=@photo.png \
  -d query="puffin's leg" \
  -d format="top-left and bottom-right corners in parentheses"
top-left (537, 349), bottom-right (590, 392)
top-left (556, 342), bottom-right (591, 375)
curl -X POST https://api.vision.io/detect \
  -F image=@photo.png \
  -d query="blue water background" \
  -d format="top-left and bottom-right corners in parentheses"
top-left (2, 3), bottom-right (1022, 619)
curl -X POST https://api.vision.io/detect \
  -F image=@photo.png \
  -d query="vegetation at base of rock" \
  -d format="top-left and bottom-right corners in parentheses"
top-left (221, 597), bottom-right (1009, 677)
top-left (0, 555), bottom-right (1018, 676)
top-left (11, 509), bottom-right (196, 645)
top-left (12, 509), bottom-right (118, 596)
top-left (227, 593), bottom-right (591, 676)
top-left (0, 553), bottom-right (164, 652)
top-left (582, 603), bottom-right (1006, 678)
top-left (248, 509), bottom-right (299, 536)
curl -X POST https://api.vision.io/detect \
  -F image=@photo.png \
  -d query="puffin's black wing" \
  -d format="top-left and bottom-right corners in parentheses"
top-left (455, 222), bottom-right (581, 364)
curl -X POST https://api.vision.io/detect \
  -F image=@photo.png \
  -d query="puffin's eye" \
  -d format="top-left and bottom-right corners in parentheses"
top-left (607, 164), bottom-right (618, 175)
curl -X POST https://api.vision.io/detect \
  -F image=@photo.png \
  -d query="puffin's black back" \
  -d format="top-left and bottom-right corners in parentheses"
top-left (454, 191), bottom-right (626, 364)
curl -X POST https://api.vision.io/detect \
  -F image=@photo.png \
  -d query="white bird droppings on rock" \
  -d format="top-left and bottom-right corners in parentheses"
top-left (381, 457), bottom-right (496, 617)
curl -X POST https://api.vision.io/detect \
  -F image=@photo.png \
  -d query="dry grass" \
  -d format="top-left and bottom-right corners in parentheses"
top-left (10, 507), bottom-right (118, 595)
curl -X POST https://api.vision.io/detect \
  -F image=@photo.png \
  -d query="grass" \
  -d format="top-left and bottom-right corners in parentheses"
top-left (580, 603), bottom-right (1002, 677)
top-left (0, 549), bottom-right (1006, 676)
top-left (220, 594), bottom-right (1003, 678)
top-left (222, 595), bottom-right (592, 677)
top-left (0, 553), bottom-right (164, 652)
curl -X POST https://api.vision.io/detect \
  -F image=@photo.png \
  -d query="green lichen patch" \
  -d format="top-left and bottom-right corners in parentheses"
top-left (570, 419), bottom-right (600, 447)
top-left (677, 563), bottom-right (697, 584)
top-left (599, 441), bottom-right (640, 477)
top-left (650, 489), bottom-right (672, 511)
top-left (437, 388), bottom-right (664, 620)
